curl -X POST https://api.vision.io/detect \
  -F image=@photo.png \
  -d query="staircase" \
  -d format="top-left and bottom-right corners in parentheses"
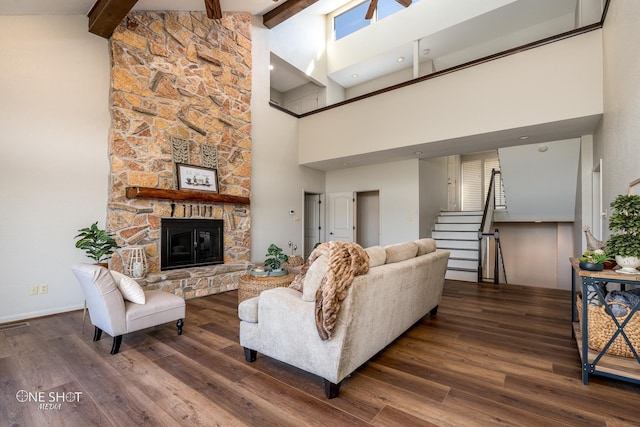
top-left (432, 211), bottom-right (482, 282)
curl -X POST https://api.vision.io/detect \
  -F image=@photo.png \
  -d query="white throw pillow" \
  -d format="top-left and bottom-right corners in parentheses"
top-left (301, 255), bottom-right (329, 302)
top-left (110, 270), bottom-right (146, 304)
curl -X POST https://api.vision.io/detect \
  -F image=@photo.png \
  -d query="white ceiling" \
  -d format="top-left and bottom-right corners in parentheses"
top-left (0, 0), bottom-right (279, 16)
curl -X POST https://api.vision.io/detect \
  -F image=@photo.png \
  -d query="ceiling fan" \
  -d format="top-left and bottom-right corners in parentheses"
top-left (365, 0), bottom-right (412, 20)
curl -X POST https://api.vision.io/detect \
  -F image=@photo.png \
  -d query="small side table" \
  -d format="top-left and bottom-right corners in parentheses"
top-left (238, 273), bottom-right (295, 304)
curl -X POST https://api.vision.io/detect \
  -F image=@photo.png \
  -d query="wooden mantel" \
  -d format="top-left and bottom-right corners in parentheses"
top-left (126, 187), bottom-right (250, 205)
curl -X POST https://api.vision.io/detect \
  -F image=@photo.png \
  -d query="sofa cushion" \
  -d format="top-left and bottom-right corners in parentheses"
top-left (385, 241), bottom-right (419, 264)
top-left (365, 246), bottom-right (386, 267)
top-left (415, 238), bottom-right (437, 256)
top-left (302, 255), bottom-right (329, 302)
top-left (110, 270), bottom-right (146, 304)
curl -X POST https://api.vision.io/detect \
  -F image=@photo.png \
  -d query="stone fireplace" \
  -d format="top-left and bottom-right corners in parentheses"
top-left (105, 11), bottom-right (253, 298)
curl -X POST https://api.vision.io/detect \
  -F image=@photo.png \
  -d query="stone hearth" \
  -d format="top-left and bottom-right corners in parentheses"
top-left (105, 11), bottom-right (253, 297)
top-left (139, 262), bottom-right (254, 298)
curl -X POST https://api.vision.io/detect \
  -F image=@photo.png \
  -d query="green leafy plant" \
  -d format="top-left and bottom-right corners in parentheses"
top-left (579, 249), bottom-right (611, 264)
top-left (263, 243), bottom-right (288, 271)
top-left (74, 221), bottom-right (120, 263)
top-left (606, 194), bottom-right (640, 257)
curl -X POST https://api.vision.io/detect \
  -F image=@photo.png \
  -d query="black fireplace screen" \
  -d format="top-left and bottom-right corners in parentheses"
top-left (161, 218), bottom-right (223, 270)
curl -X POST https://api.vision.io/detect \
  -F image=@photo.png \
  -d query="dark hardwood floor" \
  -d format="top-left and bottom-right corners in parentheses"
top-left (2, 280), bottom-right (639, 426)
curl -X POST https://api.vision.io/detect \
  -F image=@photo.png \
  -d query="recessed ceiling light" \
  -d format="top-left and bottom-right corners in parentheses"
top-left (269, 64), bottom-right (274, 71)
top-left (397, 56), bottom-right (405, 62)
top-left (538, 145), bottom-right (549, 153)
top-left (422, 49), bottom-right (430, 56)
top-left (519, 136), bottom-right (529, 140)
top-left (414, 151), bottom-right (422, 156)
top-left (352, 73), bottom-right (359, 78)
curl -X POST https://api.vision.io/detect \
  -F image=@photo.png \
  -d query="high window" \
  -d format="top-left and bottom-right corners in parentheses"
top-left (334, 0), bottom-right (419, 41)
top-left (334, 2), bottom-right (370, 40)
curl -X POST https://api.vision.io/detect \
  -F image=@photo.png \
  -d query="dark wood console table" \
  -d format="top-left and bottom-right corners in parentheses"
top-left (570, 258), bottom-right (640, 385)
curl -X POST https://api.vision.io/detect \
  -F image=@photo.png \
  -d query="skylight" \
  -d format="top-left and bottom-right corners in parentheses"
top-left (334, 0), bottom-right (419, 41)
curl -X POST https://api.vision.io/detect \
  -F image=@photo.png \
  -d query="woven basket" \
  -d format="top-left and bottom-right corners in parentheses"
top-left (238, 273), bottom-right (294, 304)
top-left (576, 294), bottom-right (640, 358)
top-left (282, 255), bottom-right (304, 269)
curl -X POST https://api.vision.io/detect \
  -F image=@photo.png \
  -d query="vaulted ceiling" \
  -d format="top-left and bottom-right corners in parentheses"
top-left (0, 0), bottom-right (315, 37)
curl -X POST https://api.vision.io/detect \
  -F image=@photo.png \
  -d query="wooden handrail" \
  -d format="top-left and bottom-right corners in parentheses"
top-left (478, 169), bottom-right (506, 284)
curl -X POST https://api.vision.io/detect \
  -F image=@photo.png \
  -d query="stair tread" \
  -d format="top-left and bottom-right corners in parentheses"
top-left (447, 267), bottom-right (477, 272)
top-left (434, 238), bottom-right (478, 241)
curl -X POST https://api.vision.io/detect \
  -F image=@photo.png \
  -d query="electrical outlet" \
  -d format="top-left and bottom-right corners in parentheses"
top-left (29, 285), bottom-right (38, 296)
top-left (39, 283), bottom-right (48, 294)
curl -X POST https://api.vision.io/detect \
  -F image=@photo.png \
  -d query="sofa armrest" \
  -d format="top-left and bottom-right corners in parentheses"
top-left (241, 286), bottom-right (345, 383)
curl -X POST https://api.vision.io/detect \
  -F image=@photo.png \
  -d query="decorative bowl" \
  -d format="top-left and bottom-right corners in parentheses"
top-left (579, 261), bottom-right (604, 271)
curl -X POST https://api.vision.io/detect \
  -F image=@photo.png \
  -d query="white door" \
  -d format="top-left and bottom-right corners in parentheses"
top-left (304, 193), bottom-right (322, 258)
top-left (328, 192), bottom-right (355, 242)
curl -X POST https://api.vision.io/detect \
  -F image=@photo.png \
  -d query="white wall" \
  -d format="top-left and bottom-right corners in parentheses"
top-left (298, 30), bottom-right (603, 165)
top-left (497, 138), bottom-right (581, 222)
top-left (269, 7), bottom-right (328, 86)
top-left (419, 157), bottom-right (449, 238)
top-left (325, 160), bottom-right (420, 245)
top-left (251, 21), bottom-right (325, 262)
top-left (0, 16), bottom-right (110, 323)
top-left (595, 0), bottom-right (640, 235)
top-left (496, 222), bottom-right (574, 289)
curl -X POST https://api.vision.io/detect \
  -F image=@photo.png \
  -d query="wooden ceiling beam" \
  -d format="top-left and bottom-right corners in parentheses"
top-left (88, 0), bottom-right (139, 39)
top-left (262, 0), bottom-right (319, 29)
top-left (204, 0), bottom-right (223, 20)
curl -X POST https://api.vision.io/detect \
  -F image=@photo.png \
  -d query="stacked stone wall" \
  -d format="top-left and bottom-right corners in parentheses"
top-left (106, 11), bottom-right (252, 295)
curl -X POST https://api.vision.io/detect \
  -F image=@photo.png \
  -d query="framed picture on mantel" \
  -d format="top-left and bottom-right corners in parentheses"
top-left (176, 163), bottom-right (218, 193)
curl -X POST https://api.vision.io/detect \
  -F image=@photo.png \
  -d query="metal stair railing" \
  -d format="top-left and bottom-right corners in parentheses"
top-left (478, 169), bottom-right (508, 285)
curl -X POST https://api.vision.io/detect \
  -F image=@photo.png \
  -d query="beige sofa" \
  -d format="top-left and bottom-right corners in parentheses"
top-left (238, 239), bottom-right (450, 398)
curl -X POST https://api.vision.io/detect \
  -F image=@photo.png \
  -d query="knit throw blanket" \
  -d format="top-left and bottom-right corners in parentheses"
top-left (290, 241), bottom-right (370, 340)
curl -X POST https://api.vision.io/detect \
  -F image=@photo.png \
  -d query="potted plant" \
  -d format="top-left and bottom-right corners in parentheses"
top-left (578, 249), bottom-right (611, 271)
top-left (606, 194), bottom-right (640, 273)
top-left (263, 243), bottom-right (289, 275)
top-left (75, 221), bottom-right (120, 266)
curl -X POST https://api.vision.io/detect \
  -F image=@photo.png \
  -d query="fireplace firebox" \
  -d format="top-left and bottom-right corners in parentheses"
top-left (161, 218), bottom-right (223, 270)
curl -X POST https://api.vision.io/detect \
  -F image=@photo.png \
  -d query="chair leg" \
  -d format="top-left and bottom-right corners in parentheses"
top-left (243, 347), bottom-right (257, 362)
top-left (176, 319), bottom-right (184, 335)
top-left (430, 305), bottom-right (439, 316)
top-left (110, 335), bottom-right (122, 355)
top-left (93, 327), bottom-right (103, 342)
top-left (324, 379), bottom-right (341, 399)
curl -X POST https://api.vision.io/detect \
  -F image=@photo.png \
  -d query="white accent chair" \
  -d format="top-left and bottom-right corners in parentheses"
top-left (71, 263), bottom-right (185, 354)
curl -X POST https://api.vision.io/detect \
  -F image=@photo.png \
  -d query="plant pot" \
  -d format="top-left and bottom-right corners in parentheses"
top-left (579, 261), bottom-right (604, 271)
top-left (615, 255), bottom-right (640, 274)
